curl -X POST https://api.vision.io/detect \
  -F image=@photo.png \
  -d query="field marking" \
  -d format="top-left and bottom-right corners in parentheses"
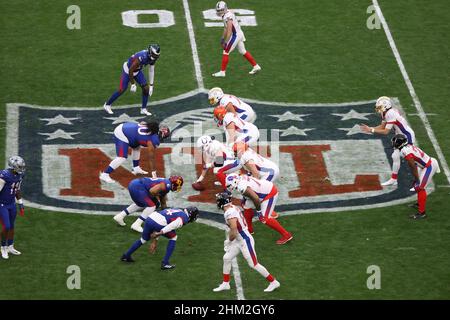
top-left (182, 0), bottom-right (204, 90)
top-left (373, 0), bottom-right (450, 185)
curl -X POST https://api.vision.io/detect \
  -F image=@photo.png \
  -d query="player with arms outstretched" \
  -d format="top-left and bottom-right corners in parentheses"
top-left (103, 44), bottom-right (160, 115)
top-left (114, 176), bottom-right (184, 232)
top-left (0, 156), bottom-right (26, 259)
top-left (213, 192), bottom-right (280, 292)
top-left (391, 134), bottom-right (440, 219)
top-left (121, 206), bottom-right (199, 270)
top-left (100, 121), bottom-right (170, 184)
top-left (208, 87), bottom-right (256, 123)
top-left (212, 1), bottom-right (261, 77)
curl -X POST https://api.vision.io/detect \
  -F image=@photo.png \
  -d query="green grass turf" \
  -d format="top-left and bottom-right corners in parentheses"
top-left (0, 0), bottom-right (449, 299)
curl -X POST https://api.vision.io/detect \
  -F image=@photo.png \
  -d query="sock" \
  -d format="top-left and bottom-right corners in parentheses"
top-left (216, 171), bottom-right (227, 189)
top-left (7, 229), bottom-right (14, 246)
top-left (123, 209), bottom-right (129, 216)
top-left (223, 274), bottom-right (230, 283)
top-left (125, 239), bottom-right (144, 257)
top-left (391, 173), bottom-right (398, 180)
top-left (142, 92), bottom-right (149, 109)
top-left (266, 274), bottom-right (275, 282)
top-left (243, 209), bottom-right (254, 233)
top-left (264, 218), bottom-right (290, 237)
top-left (1, 240), bottom-right (6, 247)
top-left (243, 51), bottom-right (257, 66)
top-left (391, 149), bottom-right (401, 178)
top-left (105, 166), bottom-right (114, 174)
top-left (253, 263), bottom-right (270, 278)
top-left (162, 240), bottom-right (176, 265)
top-left (125, 203), bottom-right (142, 215)
top-left (106, 91), bottom-right (123, 105)
top-left (7, 240), bottom-right (14, 246)
top-left (417, 189), bottom-right (427, 213)
top-left (221, 54), bottom-right (229, 71)
top-left (104, 157), bottom-right (127, 174)
top-left (132, 160), bottom-right (139, 168)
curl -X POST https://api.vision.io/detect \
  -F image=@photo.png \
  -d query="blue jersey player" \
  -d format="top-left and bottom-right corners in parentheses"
top-left (0, 156), bottom-right (26, 260)
top-left (113, 176), bottom-right (184, 232)
top-left (100, 121), bottom-right (171, 184)
top-left (103, 44), bottom-right (161, 116)
top-left (121, 206), bottom-right (199, 270)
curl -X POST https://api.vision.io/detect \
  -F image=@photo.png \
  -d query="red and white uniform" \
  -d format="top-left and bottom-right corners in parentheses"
top-left (219, 94), bottom-right (256, 123)
top-left (383, 109), bottom-right (416, 144)
top-left (239, 148), bottom-right (279, 182)
top-left (400, 145), bottom-right (440, 190)
top-left (237, 175), bottom-right (278, 220)
top-left (221, 10), bottom-right (246, 55)
top-left (223, 113), bottom-right (259, 146)
top-left (203, 140), bottom-right (242, 175)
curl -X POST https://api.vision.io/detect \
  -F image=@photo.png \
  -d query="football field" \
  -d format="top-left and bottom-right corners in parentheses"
top-left (0, 0), bottom-right (449, 300)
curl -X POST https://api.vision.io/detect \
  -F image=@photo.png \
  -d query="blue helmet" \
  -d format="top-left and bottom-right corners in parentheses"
top-left (148, 44), bottom-right (160, 61)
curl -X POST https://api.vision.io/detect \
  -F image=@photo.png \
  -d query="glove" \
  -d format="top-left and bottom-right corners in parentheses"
top-left (18, 203), bottom-right (25, 216)
top-left (148, 85), bottom-right (154, 97)
top-left (224, 239), bottom-right (230, 252)
top-left (151, 171), bottom-right (157, 178)
top-left (196, 175), bottom-right (204, 183)
top-left (130, 83), bottom-right (137, 93)
top-left (220, 38), bottom-right (226, 49)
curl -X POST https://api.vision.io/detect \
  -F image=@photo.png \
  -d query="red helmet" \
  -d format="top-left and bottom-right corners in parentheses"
top-left (169, 175), bottom-right (184, 192)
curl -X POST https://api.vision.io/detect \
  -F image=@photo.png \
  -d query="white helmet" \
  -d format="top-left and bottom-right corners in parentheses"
top-left (375, 96), bottom-right (392, 114)
top-left (225, 173), bottom-right (240, 192)
top-left (196, 135), bottom-right (213, 149)
top-left (208, 87), bottom-right (224, 105)
top-left (8, 155), bottom-right (26, 174)
top-left (215, 1), bottom-right (227, 16)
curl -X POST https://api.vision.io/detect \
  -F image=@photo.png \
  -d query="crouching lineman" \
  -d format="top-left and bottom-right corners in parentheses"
top-left (0, 156), bottom-right (26, 259)
top-left (214, 106), bottom-right (259, 147)
top-left (121, 206), bottom-right (199, 269)
top-left (391, 134), bottom-right (440, 219)
top-left (226, 173), bottom-right (293, 245)
top-left (100, 121), bottom-right (171, 184)
top-left (193, 135), bottom-right (241, 190)
top-left (208, 87), bottom-right (256, 123)
top-left (113, 176), bottom-right (184, 232)
top-left (233, 141), bottom-right (280, 224)
top-left (213, 192), bottom-right (280, 292)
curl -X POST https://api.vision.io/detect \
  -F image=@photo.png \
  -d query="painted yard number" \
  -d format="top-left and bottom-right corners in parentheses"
top-left (121, 9), bottom-right (257, 28)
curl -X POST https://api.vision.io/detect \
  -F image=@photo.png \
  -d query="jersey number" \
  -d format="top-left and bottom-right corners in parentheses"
top-left (10, 181), bottom-right (21, 195)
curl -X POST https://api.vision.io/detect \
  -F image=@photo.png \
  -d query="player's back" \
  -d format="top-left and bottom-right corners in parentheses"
top-left (0, 169), bottom-right (22, 204)
top-left (121, 122), bottom-right (160, 147)
top-left (153, 208), bottom-right (189, 225)
top-left (220, 94), bottom-right (254, 120)
top-left (222, 10), bottom-right (243, 36)
top-left (205, 140), bottom-right (234, 161)
top-left (139, 177), bottom-right (171, 192)
top-left (383, 108), bottom-right (414, 139)
top-left (238, 175), bottom-right (275, 199)
top-left (127, 50), bottom-right (152, 69)
top-left (400, 145), bottom-right (431, 168)
top-left (240, 148), bottom-right (276, 170)
top-left (224, 205), bottom-right (251, 238)
top-left (223, 113), bottom-right (257, 134)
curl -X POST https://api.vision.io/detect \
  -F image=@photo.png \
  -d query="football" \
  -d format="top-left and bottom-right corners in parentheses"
top-left (191, 182), bottom-right (206, 191)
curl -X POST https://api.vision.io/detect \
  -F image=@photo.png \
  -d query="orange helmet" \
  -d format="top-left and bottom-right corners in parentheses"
top-left (213, 106), bottom-right (227, 125)
top-left (232, 141), bottom-right (248, 156)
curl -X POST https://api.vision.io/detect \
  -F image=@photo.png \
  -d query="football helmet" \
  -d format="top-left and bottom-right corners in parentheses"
top-left (232, 142), bottom-right (248, 157)
top-left (8, 156), bottom-right (26, 174)
top-left (215, 1), bottom-right (227, 17)
top-left (225, 173), bottom-right (240, 192)
top-left (196, 135), bottom-right (214, 149)
top-left (185, 206), bottom-right (199, 223)
top-left (213, 106), bottom-right (227, 125)
top-left (391, 134), bottom-right (408, 149)
top-left (375, 96), bottom-right (392, 114)
top-left (169, 175), bottom-right (184, 192)
top-left (208, 87), bottom-right (224, 105)
top-left (216, 192), bottom-right (232, 209)
top-left (148, 44), bottom-right (161, 61)
top-left (158, 125), bottom-right (171, 140)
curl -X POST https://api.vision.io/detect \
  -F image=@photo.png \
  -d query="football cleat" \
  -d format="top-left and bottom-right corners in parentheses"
top-left (161, 262), bottom-right (176, 270)
top-left (1, 247), bottom-right (9, 259)
top-left (212, 71), bottom-right (226, 77)
top-left (410, 212), bottom-right (427, 220)
top-left (409, 187), bottom-right (416, 192)
top-left (100, 172), bottom-right (115, 183)
top-left (381, 178), bottom-right (398, 186)
top-left (131, 220), bottom-right (144, 233)
top-left (121, 254), bottom-right (135, 263)
top-left (140, 108), bottom-right (152, 116)
top-left (276, 233), bottom-right (293, 245)
top-left (113, 212), bottom-right (126, 227)
top-left (132, 166), bottom-right (148, 175)
top-left (264, 280), bottom-right (280, 292)
top-left (408, 202), bottom-right (419, 209)
top-left (103, 103), bottom-right (113, 114)
top-left (7, 246), bottom-right (21, 255)
top-left (213, 282), bottom-right (231, 292)
top-left (249, 64), bottom-right (261, 75)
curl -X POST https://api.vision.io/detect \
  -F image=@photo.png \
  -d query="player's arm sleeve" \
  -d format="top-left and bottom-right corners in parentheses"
top-left (0, 178), bottom-right (5, 192)
top-left (161, 218), bottom-right (184, 234)
top-left (148, 64), bottom-right (155, 85)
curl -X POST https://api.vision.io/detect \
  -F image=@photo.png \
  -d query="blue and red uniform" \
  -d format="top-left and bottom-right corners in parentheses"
top-left (128, 177), bottom-right (171, 208)
top-left (0, 169), bottom-right (23, 241)
top-left (114, 122), bottom-right (160, 158)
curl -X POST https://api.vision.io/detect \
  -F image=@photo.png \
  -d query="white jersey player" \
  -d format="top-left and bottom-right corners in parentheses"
top-left (212, 1), bottom-right (261, 77)
top-left (208, 87), bottom-right (257, 123)
top-left (360, 96), bottom-right (416, 186)
top-left (214, 106), bottom-right (260, 147)
top-left (212, 192), bottom-right (280, 292)
top-left (226, 174), bottom-right (292, 245)
top-left (392, 134), bottom-right (440, 219)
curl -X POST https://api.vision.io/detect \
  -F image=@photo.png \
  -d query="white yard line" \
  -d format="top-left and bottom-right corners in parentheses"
top-left (182, 0), bottom-right (204, 90)
top-left (373, 0), bottom-right (450, 185)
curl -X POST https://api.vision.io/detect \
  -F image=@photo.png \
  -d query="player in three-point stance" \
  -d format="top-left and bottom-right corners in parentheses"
top-left (121, 206), bottom-right (199, 270)
top-left (360, 96), bottom-right (416, 187)
top-left (391, 134), bottom-right (440, 219)
top-left (0, 156), bottom-right (26, 259)
top-left (233, 141), bottom-right (280, 224)
top-left (114, 176), bottom-right (184, 233)
top-left (212, 1), bottom-right (261, 77)
top-left (226, 173), bottom-right (293, 245)
top-left (213, 192), bottom-right (280, 292)
top-left (103, 44), bottom-right (160, 116)
top-left (208, 87), bottom-right (256, 123)
top-left (99, 121), bottom-right (171, 184)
